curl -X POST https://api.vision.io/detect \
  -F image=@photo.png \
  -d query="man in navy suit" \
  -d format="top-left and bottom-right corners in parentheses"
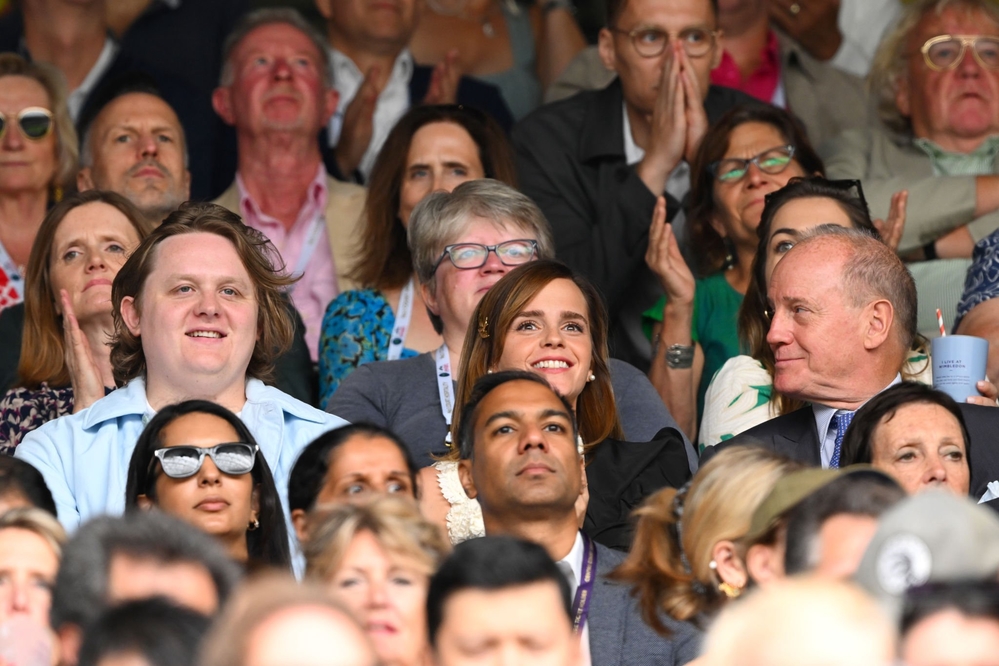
top-left (710, 226), bottom-right (999, 500)
top-left (315, 0), bottom-right (512, 182)
top-left (456, 370), bottom-right (701, 666)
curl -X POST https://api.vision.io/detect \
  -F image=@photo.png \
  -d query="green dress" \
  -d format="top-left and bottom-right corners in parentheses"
top-left (642, 272), bottom-right (744, 420)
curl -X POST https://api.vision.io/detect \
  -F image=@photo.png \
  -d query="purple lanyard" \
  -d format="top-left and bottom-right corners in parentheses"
top-left (571, 533), bottom-right (598, 634)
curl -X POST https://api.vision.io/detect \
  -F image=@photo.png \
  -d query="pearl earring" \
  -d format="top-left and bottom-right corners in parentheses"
top-left (709, 560), bottom-right (718, 570)
top-left (587, 372), bottom-right (596, 382)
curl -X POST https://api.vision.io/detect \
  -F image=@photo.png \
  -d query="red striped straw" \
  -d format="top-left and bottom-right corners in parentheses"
top-left (937, 308), bottom-right (946, 337)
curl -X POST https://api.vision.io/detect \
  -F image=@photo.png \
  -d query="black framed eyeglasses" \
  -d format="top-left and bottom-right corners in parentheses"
top-left (920, 34), bottom-right (999, 71)
top-left (608, 26), bottom-right (718, 59)
top-left (709, 145), bottom-right (796, 183)
top-left (0, 107), bottom-right (54, 142)
top-left (151, 443), bottom-right (258, 479)
top-left (432, 239), bottom-right (538, 271)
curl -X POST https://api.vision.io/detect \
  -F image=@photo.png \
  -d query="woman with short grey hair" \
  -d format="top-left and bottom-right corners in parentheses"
top-left (326, 179), bottom-right (553, 467)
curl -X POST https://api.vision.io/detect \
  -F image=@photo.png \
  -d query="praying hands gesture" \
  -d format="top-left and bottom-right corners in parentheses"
top-left (61, 290), bottom-right (106, 414)
top-left (636, 44), bottom-right (709, 196)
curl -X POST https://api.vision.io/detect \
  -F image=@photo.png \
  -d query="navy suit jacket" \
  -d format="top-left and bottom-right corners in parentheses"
top-left (704, 402), bottom-right (999, 499)
top-left (589, 542), bottom-right (702, 666)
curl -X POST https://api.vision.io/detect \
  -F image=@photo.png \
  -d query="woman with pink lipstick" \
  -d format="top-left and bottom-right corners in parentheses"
top-left (125, 400), bottom-right (291, 570)
top-left (427, 260), bottom-right (691, 549)
top-left (0, 190), bottom-right (152, 452)
top-left (0, 54), bottom-right (78, 316)
top-left (305, 497), bottom-right (448, 666)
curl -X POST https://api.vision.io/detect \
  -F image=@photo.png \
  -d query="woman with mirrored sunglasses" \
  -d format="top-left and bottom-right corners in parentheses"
top-left (318, 105), bottom-right (517, 408)
top-left (125, 399), bottom-right (291, 571)
top-left (327, 180), bottom-right (556, 467)
top-left (642, 105), bottom-right (825, 441)
top-left (0, 53), bottom-right (78, 316)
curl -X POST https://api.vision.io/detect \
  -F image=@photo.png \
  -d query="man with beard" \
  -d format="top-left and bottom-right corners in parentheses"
top-left (78, 80), bottom-right (191, 228)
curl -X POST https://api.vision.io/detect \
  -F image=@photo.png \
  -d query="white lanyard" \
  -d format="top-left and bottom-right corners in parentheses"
top-left (0, 241), bottom-right (24, 305)
top-left (387, 278), bottom-right (415, 361)
top-left (288, 211), bottom-right (326, 294)
top-left (435, 344), bottom-right (455, 446)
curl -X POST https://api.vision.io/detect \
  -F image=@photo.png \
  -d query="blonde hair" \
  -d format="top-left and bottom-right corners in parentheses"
top-left (0, 506), bottom-right (68, 558)
top-left (612, 447), bottom-right (801, 634)
top-left (0, 53), bottom-right (78, 191)
top-left (304, 496), bottom-right (450, 581)
top-left (869, 0), bottom-right (999, 135)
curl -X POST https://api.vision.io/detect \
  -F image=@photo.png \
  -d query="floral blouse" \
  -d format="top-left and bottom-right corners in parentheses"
top-left (318, 288), bottom-right (420, 410)
top-left (0, 384), bottom-right (74, 455)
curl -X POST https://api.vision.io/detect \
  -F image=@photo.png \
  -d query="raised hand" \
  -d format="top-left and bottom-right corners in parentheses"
top-left (61, 290), bottom-right (106, 413)
top-left (645, 196), bottom-right (695, 306)
top-left (873, 190), bottom-right (908, 252)
top-left (767, 0), bottom-right (843, 62)
top-left (334, 65), bottom-right (382, 178)
top-left (423, 49), bottom-right (461, 106)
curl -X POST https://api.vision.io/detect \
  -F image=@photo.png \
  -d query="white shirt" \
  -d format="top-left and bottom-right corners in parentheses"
top-left (622, 103), bottom-right (691, 243)
top-left (67, 37), bottom-right (119, 121)
top-left (328, 48), bottom-right (414, 180)
top-left (558, 532), bottom-right (592, 666)
top-left (813, 374), bottom-right (902, 467)
top-left (830, 0), bottom-right (902, 77)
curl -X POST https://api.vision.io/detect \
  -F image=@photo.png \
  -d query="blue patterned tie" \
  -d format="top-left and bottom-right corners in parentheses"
top-left (830, 410), bottom-right (855, 469)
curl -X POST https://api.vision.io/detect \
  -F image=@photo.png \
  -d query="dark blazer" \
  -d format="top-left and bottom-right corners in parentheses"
top-left (705, 402), bottom-right (999, 499)
top-left (0, 299), bottom-right (318, 407)
top-left (590, 543), bottom-right (702, 666)
top-left (511, 79), bottom-right (759, 367)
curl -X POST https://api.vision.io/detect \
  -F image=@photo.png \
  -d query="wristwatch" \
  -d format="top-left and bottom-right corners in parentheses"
top-left (665, 344), bottom-right (695, 369)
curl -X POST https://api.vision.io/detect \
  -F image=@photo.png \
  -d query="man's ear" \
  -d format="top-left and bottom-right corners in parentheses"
top-left (458, 458), bottom-right (477, 499)
top-left (77, 167), bottom-right (95, 192)
top-left (323, 88), bottom-right (340, 126)
top-left (212, 87), bottom-right (236, 126)
top-left (120, 296), bottom-right (142, 337)
top-left (895, 75), bottom-right (911, 119)
top-left (710, 30), bottom-right (723, 70)
top-left (863, 299), bottom-right (895, 351)
top-left (745, 543), bottom-right (785, 588)
top-left (136, 494), bottom-right (154, 510)
top-left (597, 28), bottom-right (617, 73)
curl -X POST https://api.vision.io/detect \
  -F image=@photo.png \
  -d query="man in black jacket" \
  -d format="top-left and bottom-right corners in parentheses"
top-left (513, 0), bottom-right (757, 368)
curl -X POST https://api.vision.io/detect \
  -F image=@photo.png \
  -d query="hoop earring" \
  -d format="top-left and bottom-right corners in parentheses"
top-left (248, 519), bottom-right (260, 532)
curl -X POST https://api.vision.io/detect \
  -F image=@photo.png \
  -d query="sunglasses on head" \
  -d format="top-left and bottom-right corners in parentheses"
top-left (152, 443), bottom-right (258, 479)
top-left (0, 107), bottom-right (54, 141)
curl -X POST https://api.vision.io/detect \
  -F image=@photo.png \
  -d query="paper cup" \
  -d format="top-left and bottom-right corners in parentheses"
top-left (931, 335), bottom-right (989, 402)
